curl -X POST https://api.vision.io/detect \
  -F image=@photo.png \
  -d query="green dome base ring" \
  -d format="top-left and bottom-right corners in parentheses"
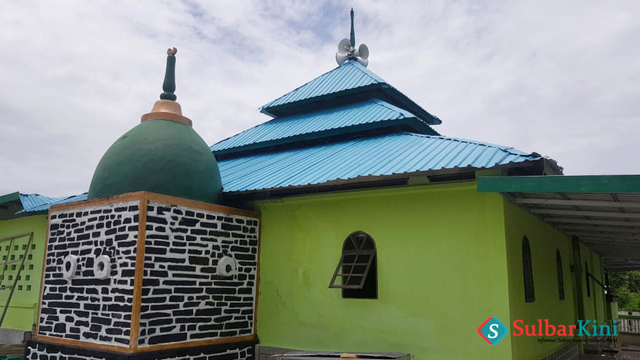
top-left (88, 119), bottom-right (222, 204)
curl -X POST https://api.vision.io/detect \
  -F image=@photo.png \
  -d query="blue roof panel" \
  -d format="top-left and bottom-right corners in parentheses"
top-left (218, 132), bottom-right (540, 193)
top-left (212, 99), bottom-right (434, 153)
top-left (18, 193), bottom-right (88, 214)
top-left (261, 61), bottom-right (385, 111)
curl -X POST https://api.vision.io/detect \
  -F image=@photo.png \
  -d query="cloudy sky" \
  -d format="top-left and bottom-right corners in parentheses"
top-left (1, 0), bottom-right (639, 196)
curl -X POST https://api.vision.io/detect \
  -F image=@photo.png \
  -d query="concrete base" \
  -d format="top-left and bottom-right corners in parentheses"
top-left (0, 328), bottom-right (30, 345)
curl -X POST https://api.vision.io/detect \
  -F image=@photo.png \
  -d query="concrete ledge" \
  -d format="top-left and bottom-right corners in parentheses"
top-left (0, 328), bottom-right (31, 345)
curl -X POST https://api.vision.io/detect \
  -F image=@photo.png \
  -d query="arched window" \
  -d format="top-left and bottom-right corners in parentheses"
top-left (556, 250), bottom-right (565, 300)
top-left (585, 262), bottom-right (591, 297)
top-left (522, 236), bottom-right (535, 303)
top-left (329, 231), bottom-right (378, 299)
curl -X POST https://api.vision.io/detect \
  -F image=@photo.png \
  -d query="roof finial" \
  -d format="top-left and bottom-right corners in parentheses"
top-left (160, 47), bottom-right (178, 101)
top-left (349, 8), bottom-right (355, 47)
top-left (336, 9), bottom-right (370, 68)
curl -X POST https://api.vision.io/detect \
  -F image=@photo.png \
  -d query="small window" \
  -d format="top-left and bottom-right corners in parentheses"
top-left (522, 236), bottom-right (535, 303)
top-left (557, 251), bottom-right (565, 300)
top-left (329, 231), bottom-right (378, 299)
top-left (585, 262), bottom-right (591, 297)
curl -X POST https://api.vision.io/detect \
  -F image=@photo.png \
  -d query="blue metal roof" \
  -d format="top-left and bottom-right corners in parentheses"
top-left (259, 61), bottom-right (441, 125)
top-left (211, 99), bottom-right (437, 154)
top-left (17, 193), bottom-right (88, 214)
top-left (261, 61), bottom-right (384, 110)
top-left (218, 132), bottom-right (541, 193)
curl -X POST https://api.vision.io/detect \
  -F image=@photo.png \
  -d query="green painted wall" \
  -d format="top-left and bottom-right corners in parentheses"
top-left (254, 182), bottom-right (513, 360)
top-left (503, 200), bottom-right (576, 360)
top-left (0, 214), bottom-right (48, 330)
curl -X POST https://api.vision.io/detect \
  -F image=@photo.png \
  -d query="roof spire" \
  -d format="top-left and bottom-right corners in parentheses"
top-left (160, 47), bottom-right (178, 101)
top-left (349, 8), bottom-right (355, 47)
top-left (336, 9), bottom-right (370, 68)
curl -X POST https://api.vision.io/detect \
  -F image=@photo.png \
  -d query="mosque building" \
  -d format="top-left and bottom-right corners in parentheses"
top-left (1, 9), bottom-right (638, 360)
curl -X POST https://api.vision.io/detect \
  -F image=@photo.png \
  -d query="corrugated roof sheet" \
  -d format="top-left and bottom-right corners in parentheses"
top-left (212, 99), bottom-right (434, 153)
top-left (218, 132), bottom-right (540, 193)
top-left (261, 61), bottom-right (385, 111)
top-left (17, 193), bottom-right (88, 214)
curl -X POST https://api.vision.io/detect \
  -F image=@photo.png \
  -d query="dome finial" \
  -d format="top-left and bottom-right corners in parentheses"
top-left (160, 47), bottom-right (178, 101)
top-left (349, 8), bottom-right (355, 47)
top-left (141, 47), bottom-right (191, 126)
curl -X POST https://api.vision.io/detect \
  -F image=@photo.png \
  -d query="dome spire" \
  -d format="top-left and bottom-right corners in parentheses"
top-left (141, 47), bottom-right (192, 126)
top-left (160, 47), bottom-right (178, 101)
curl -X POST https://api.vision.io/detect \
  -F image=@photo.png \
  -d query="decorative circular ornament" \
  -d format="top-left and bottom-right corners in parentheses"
top-left (94, 255), bottom-right (111, 279)
top-left (62, 255), bottom-right (78, 279)
top-left (217, 256), bottom-right (236, 277)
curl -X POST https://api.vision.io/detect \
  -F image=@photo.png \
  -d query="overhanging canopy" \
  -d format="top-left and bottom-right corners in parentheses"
top-left (478, 175), bottom-right (640, 272)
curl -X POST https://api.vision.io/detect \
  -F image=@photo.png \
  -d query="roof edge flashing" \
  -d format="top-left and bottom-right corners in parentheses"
top-left (477, 175), bottom-right (640, 194)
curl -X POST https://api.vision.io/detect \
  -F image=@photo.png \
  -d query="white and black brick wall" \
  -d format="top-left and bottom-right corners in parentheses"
top-left (138, 202), bottom-right (259, 347)
top-left (35, 196), bottom-right (260, 360)
top-left (38, 201), bottom-right (140, 347)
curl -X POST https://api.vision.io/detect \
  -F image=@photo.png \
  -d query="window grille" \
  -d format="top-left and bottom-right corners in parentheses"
top-left (329, 231), bottom-right (377, 293)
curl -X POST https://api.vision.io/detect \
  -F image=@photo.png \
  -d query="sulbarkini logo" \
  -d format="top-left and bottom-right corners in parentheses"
top-left (478, 318), bottom-right (619, 345)
top-left (478, 317), bottom-right (509, 345)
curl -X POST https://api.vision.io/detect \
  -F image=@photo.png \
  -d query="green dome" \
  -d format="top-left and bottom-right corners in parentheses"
top-left (88, 119), bottom-right (222, 203)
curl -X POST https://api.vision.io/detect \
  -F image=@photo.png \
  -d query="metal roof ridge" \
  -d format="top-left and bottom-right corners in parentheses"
top-left (347, 60), bottom-right (386, 82)
top-left (369, 98), bottom-right (406, 119)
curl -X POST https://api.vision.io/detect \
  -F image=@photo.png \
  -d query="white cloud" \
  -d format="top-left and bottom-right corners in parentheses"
top-left (0, 0), bottom-right (639, 196)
